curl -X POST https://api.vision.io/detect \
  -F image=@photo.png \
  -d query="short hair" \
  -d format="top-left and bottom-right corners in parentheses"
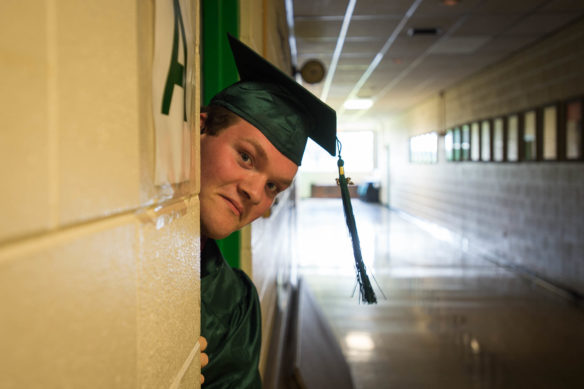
top-left (201, 105), bottom-right (240, 135)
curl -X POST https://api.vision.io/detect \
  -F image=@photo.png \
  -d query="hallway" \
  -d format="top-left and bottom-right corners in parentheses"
top-left (298, 199), bottom-right (584, 389)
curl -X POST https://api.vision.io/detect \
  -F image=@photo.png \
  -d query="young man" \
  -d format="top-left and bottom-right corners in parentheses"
top-left (199, 35), bottom-right (336, 388)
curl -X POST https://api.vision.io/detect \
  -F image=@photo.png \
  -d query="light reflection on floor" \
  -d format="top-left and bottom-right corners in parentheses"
top-left (298, 199), bottom-right (584, 389)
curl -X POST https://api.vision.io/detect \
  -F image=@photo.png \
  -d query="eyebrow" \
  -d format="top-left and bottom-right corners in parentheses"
top-left (242, 137), bottom-right (268, 161)
top-left (242, 137), bottom-right (294, 187)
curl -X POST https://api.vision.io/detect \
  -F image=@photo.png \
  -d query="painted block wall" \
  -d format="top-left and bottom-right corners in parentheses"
top-left (0, 1), bottom-right (202, 388)
top-left (239, 0), bottom-right (296, 377)
top-left (383, 18), bottom-right (584, 295)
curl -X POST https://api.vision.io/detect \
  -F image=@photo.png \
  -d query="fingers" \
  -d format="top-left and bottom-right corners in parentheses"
top-left (200, 352), bottom-right (209, 368)
top-left (199, 336), bottom-right (208, 352)
top-left (199, 336), bottom-right (208, 385)
top-left (199, 336), bottom-right (209, 368)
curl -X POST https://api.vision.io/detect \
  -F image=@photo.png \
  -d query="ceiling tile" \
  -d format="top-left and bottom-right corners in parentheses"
top-left (354, 0), bottom-right (415, 16)
top-left (452, 13), bottom-right (520, 36)
top-left (291, 0), bottom-right (584, 120)
top-left (295, 20), bottom-right (342, 38)
top-left (505, 12), bottom-right (582, 35)
top-left (541, 0), bottom-right (584, 12)
top-left (293, 0), bottom-right (348, 17)
top-left (346, 18), bottom-right (402, 37)
top-left (429, 36), bottom-right (492, 54)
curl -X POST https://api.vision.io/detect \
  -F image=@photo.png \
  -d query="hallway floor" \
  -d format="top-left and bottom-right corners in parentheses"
top-left (297, 199), bottom-right (584, 389)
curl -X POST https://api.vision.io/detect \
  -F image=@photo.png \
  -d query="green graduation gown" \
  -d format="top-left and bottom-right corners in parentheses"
top-left (201, 239), bottom-right (262, 388)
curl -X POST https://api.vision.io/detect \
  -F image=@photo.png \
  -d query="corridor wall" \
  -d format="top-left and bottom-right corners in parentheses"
top-left (0, 1), bottom-right (202, 388)
top-left (238, 0), bottom-right (297, 379)
top-left (383, 17), bottom-right (584, 296)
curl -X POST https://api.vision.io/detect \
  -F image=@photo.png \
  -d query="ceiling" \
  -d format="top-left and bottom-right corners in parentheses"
top-left (289, 0), bottom-right (584, 125)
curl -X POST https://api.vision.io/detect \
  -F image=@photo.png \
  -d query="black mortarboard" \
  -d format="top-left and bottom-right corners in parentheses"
top-left (210, 34), bottom-right (337, 165)
top-left (210, 35), bottom-right (378, 304)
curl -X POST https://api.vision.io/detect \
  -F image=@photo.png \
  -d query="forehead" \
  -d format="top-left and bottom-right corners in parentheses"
top-left (214, 118), bottom-right (298, 179)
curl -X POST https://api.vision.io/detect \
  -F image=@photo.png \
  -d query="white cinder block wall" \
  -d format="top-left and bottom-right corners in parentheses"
top-left (240, 0), bottom-right (296, 377)
top-left (0, 1), bottom-right (202, 388)
top-left (384, 18), bottom-right (584, 295)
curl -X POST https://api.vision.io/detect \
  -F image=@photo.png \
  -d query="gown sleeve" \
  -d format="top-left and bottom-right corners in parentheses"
top-left (201, 262), bottom-right (262, 389)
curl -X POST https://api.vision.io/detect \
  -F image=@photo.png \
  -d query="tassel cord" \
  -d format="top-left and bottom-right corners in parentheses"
top-left (337, 156), bottom-right (377, 304)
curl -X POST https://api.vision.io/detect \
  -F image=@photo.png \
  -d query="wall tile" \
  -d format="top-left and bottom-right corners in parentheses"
top-left (0, 1), bottom-right (50, 241)
top-left (56, 1), bottom-right (141, 225)
top-left (176, 341), bottom-right (201, 389)
top-left (0, 217), bottom-right (137, 388)
top-left (137, 197), bottom-right (200, 389)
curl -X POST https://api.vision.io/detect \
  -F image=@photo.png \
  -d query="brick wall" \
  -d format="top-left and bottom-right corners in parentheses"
top-left (384, 17), bottom-right (584, 295)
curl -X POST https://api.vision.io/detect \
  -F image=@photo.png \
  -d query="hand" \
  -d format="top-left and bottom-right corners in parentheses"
top-left (200, 336), bottom-right (209, 384)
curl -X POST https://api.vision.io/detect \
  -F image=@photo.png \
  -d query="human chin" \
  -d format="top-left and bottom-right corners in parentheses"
top-left (200, 215), bottom-right (238, 240)
top-left (200, 202), bottom-right (239, 239)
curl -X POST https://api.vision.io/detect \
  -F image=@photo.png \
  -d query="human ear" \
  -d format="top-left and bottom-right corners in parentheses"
top-left (200, 112), bottom-right (208, 133)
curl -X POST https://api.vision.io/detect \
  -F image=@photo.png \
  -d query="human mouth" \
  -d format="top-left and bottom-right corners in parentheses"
top-left (220, 195), bottom-right (243, 217)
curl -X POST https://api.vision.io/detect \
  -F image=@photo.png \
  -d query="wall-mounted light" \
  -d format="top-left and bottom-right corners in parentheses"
top-left (299, 59), bottom-right (326, 84)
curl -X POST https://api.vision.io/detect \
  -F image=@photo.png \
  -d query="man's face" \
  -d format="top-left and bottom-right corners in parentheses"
top-left (199, 113), bottom-right (298, 239)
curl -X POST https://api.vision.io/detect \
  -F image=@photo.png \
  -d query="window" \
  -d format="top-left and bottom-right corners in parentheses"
top-left (481, 120), bottom-right (491, 161)
top-left (461, 124), bottom-right (470, 161)
top-left (566, 100), bottom-right (582, 160)
top-left (444, 129), bottom-right (453, 161)
top-left (493, 118), bottom-right (504, 162)
top-left (507, 115), bottom-right (519, 162)
top-left (302, 131), bottom-right (375, 172)
top-left (471, 122), bottom-right (480, 161)
top-left (439, 96), bottom-right (584, 164)
top-left (524, 110), bottom-right (537, 161)
top-left (453, 127), bottom-right (461, 161)
top-left (543, 105), bottom-right (557, 160)
top-left (410, 132), bottom-right (438, 163)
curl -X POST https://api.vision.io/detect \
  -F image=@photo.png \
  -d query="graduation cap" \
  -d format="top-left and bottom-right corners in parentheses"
top-left (210, 34), bottom-right (336, 165)
top-left (210, 35), bottom-right (378, 304)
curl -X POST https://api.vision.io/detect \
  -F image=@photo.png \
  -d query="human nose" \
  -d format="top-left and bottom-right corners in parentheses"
top-left (239, 173), bottom-right (264, 204)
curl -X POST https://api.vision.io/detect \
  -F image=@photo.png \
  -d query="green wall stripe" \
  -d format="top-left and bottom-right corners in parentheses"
top-left (202, 0), bottom-right (241, 268)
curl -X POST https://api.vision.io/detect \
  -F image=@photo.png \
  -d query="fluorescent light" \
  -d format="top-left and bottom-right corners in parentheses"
top-left (342, 0), bottom-right (423, 109)
top-left (320, 0), bottom-right (356, 102)
top-left (343, 98), bottom-right (373, 110)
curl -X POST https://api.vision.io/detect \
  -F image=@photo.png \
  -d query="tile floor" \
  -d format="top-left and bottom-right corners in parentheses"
top-left (297, 199), bottom-right (584, 389)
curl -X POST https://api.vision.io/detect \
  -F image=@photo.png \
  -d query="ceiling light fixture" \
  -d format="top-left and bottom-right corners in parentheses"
top-left (341, 0), bottom-right (423, 114)
top-left (320, 0), bottom-right (357, 102)
top-left (343, 98), bottom-right (374, 110)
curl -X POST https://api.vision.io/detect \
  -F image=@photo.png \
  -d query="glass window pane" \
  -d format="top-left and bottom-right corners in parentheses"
top-left (481, 120), bottom-right (491, 161)
top-left (302, 131), bottom-right (374, 172)
top-left (411, 132), bottom-right (438, 163)
top-left (453, 127), bottom-right (461, 161)
top-left (543, 106), bottom-right (557, 160)
top-left (444, 129), bottom-right (453, 161)
top-left (507, 115), bottom-right (519, 161)
top-left (471, 122), bottom-right (480, 161)
top-left (461, 124), bottom-right (470, 161)
top-left (566, 101), bottom-right (582, 160)
top-left (524, 110), bottom-right (537, 161)
top-left (493, 118), bottom-right (504, 161)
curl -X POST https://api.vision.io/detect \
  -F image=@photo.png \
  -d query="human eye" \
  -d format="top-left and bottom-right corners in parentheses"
top-left (239, 151), bottom-right (252, 165)
top-left (266, 182), bottom-right (280, 195)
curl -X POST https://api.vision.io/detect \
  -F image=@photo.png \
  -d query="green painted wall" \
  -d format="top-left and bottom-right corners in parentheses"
top-left (202, 0), bottom-right (241, 268)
